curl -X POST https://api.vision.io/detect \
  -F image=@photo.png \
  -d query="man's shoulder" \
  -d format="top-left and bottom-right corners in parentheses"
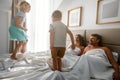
top-left (100, 46), bottom-right (110, 51)
top-left (85, 45), bottom-right (92, 48)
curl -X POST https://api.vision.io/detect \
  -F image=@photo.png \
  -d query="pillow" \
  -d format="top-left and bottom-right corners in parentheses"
top-left (112, 52), bottom-right (119, 62)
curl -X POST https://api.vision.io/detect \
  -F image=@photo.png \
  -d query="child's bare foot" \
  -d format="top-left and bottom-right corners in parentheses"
top-left (51, 68), bottom-right (56, 71)
top-left (10, 55), bottom-right (17, 60)
top-left (21, 49), bottom-right (25, 53)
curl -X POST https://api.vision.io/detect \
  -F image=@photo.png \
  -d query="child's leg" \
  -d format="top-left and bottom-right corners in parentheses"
top-left (21, 40), bottom-right (28, 53)
top-left (57, 57), bottom-right (62, 71)
top-left (52, 58), bottom-right (58, 70)
top-left (57, 47), bottom-right (65, 71)
top-left (51, 48), bottom-right (58, 71)
top-left (11, 41), bottom-right (24, 60)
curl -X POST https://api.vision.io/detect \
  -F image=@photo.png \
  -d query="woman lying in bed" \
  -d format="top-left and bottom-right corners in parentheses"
top-left (83, 34), bottom-right (120, 80)
top-left (65, 34), bottom-right (85, 56)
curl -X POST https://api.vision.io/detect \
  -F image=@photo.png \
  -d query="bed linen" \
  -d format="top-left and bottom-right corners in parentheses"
top-left (0, 49), bottom-right (115, 80)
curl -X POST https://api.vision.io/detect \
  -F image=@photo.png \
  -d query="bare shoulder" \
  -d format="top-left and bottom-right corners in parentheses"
top-left (101, 46), bottom-right (110, 51)
top-left (83, 46), bottom-right (91, 53)
top-left (101, 46), bottom-right (112, 55)
top-left (84, 46), bottom-right (89, 50)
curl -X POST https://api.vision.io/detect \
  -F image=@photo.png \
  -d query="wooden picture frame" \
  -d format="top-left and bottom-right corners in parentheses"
top-left (67, 7), bottom-right (82, 27)
top-left (96, 0), bottom-right (120, 24)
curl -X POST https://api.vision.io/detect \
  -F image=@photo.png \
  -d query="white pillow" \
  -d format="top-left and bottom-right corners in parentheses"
top-left (112, 52), bottom-right (119, 62)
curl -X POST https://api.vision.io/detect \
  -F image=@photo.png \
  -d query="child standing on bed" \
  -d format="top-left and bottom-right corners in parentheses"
top-left (49, 10), bottom-right (75, 71)
top-left (9, 1), bottom-right (31, 60)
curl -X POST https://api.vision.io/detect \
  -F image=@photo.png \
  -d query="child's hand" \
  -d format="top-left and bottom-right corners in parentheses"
top-left (24, 28), bottom-right (28, 31)
top-left (71, 44), bottom-right (75, 50)
top-left (50, 45), bottom-right (54, 50)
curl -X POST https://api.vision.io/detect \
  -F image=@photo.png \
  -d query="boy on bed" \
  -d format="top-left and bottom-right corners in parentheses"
top-left (49, 10), bottom-right (75, 71)
top-left (83, 34), bottom-right (120, 80)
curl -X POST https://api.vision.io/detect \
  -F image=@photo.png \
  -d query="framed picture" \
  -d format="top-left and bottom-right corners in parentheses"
top-left (96, 0), bottom-right (120, 24)
top-left (67, 7), bottom-right (82, 27)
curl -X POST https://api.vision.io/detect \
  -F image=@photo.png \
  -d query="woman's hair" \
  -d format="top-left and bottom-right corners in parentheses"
top-left (91, 34), bottom-right (103, 46)
top-left (76, 34), bottom-right (85, 46)
top-left (52, 10), bottom-right (62, 18)
top-left (19, 1), bottom-right (30, 11)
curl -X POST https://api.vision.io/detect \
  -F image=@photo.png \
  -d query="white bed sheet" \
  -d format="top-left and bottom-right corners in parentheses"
top-left (0, 49), bottom-right (115, 80)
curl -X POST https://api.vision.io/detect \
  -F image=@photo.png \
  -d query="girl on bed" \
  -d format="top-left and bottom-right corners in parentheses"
top-left (66, 34), bottom-right (85, 56)
top-left (9, 1), bottom-right (31, 60)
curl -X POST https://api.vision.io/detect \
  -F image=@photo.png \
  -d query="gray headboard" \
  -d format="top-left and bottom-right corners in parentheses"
top-left (86, 29), bottom-right (120, 53)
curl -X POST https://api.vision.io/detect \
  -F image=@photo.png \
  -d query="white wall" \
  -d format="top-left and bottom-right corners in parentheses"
top-left (0, 0), bottom-right (12, 11)
top-left (53, 0), bottom-right (63, 10)
top-left (58, 0), bottom-right (120, 30)
top-left (0, 0), bottom-right (12, 53)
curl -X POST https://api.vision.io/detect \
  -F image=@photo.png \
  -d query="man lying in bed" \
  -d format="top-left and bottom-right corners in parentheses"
top-left (83, 34), bottom-right (120, 80)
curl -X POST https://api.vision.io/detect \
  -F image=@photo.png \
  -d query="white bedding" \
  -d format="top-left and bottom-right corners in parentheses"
top-left (0, 49), bottom-right (115, 80)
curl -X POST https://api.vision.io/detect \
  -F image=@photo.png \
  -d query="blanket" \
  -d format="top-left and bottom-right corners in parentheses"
top-left (65, 47), bottom-right (81, 55)
top-left (63, 49), bottom-right (114, 80)
top-left (0, 49), bottom-right (115, 80)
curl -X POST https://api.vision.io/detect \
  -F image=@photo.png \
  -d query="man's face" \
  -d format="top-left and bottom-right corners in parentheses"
top-left (88, 36), bottom-right (99, 45)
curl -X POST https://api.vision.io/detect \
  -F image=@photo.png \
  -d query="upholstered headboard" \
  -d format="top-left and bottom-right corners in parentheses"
top-left (86, 29), bottom-right (120, 53)
top-left (70, 28), bottom-right (120, 64)
top-left (71, 28), bottom-right (120, 52)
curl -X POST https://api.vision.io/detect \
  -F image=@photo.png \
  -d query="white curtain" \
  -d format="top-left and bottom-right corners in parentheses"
top-left (26, 0), bottom-right (53, 52)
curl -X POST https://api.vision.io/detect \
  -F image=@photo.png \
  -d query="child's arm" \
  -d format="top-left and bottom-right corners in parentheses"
top-left (49, 29), bottom-right (54, 49)
top-left (15, 16), bottom-right (27, 31)
top-left (23, 21), bottom-right (28, 32)
top-left (66, 43), bottom-right (71, 49)
top-left (67, 30), bottom-right (75, 49)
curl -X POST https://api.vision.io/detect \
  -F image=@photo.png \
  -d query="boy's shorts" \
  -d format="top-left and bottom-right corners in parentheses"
top-left (51, 47), bottom-right (66, 58)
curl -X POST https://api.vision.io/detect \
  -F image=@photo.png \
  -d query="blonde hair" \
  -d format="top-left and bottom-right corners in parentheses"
top-left (19, 1), bottom-right (30, 11)
top-left (52, 10), bottom-right (62, 18)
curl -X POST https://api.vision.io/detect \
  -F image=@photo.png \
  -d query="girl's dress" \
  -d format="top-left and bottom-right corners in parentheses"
top-left (9, 11), bottom-right (27, 41)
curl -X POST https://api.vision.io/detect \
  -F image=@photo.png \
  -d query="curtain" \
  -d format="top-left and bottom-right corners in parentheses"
top-left (26, 0), bottom-right (52, 52)
top-left (9, 0), bottom-right (25, 53)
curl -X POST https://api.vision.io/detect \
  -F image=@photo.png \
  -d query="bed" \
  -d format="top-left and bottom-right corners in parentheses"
top-left (0, 28), bottom-right (120, 80)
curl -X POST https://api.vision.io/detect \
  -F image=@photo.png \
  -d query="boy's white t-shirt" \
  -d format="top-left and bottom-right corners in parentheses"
top-left (49, 21), bottom-right (70, 47)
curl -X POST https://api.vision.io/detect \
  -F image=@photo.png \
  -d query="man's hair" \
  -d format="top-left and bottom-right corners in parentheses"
top-left (52, 10), bottom-right (62, 18)
top-left (91, 34), bottom-right (103, 46)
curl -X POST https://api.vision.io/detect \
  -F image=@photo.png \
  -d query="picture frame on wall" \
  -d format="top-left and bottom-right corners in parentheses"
top-left (96, 0), bottom-right (120, 24)
top-left (67, 7), bottom-right (82, 27)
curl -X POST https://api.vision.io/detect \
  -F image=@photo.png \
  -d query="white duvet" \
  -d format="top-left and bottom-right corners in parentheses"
top-left (0, 49), bottom-right (114, 80)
